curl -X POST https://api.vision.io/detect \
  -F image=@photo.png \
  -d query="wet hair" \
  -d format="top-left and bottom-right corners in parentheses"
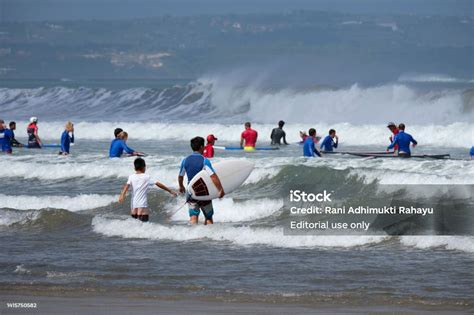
top-left (65, 121), bottom-right (73, 130)
top-left (114, 128), bottom-right (123, 138)
top-left (278, 120), bottom-right (285, 127)
top-left (329, 129), bottom-right (336, 135)
top-left (0, 119), bottom-right (4, 124)
top-left (245, 122), bottom-right (251, 128)
top-left (190, 136), bottom-right (205, 151)
top-left (9, 121), bottom-right (16, 128)
top-left (309, 128), bottom-right (316, 136)
top-left (398, 123), bottom-right (405, 130)
top-left (134, 157), bottom-right (146, 171)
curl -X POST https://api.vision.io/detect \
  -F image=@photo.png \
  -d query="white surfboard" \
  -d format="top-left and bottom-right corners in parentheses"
top-left (187, 160), bottom-right (254, 201)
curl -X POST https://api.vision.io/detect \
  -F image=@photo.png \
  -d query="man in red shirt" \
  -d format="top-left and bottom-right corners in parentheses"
top-left (387, 122), bottom-right (399, 152)
top-left (240, 122), bottom-right (258, 151)
top-left (203, 134), bottom-right (217, 158)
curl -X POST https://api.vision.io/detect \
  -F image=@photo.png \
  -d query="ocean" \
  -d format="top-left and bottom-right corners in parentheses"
top-left (0, 77), bottom-right (473, 311)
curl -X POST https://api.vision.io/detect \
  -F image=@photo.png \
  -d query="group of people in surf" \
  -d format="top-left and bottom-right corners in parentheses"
top-left (0, 117), bottom-right (75, 155)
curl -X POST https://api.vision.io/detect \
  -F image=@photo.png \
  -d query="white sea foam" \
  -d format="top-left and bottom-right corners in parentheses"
top-left (0, 194), bottom-right (117, 211)
top-left (166, 198), bottom-right (284, 222)
top-left (399, 236), bottom-right (474, 253)
top-left (398, 73), bottom-right (472, 83)
top-left (92, 216), bottom-right (387, 248)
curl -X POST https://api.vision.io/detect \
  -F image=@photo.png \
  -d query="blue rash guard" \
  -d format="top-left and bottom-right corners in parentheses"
top-left (387, 131), bottom-right (417, 155)
top-left (0, 129), bottom-right (12, 152)
top-left (303, 136), bottom-right (321, 157)
top-left (320, 135), bottom-right (338, 152)
top-left (109, 139), bottom-right (135, 158)
top-left (470, 146), bottom-right (474, 157)
top-left (179, 152), bottom-right (216, 184)
top-left (60, 130), bottom-right (74, 154)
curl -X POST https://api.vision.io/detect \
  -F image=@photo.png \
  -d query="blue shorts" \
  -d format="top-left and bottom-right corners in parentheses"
top-left (188, 201), bottom-right (214, 220)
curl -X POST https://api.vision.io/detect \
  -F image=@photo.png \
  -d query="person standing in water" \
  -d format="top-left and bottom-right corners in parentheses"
top-left (387, 122), bottom-right (399, 152)
top-left (320, 129), bottom-right (339, 152)
top-left (178, 136), bottom-right (225, 225)
top-left (109, 131), bottom-right (142, 158)
top-left (8, 122), bottom-right (23, 147)
top-left (387, 123), bottom-right (417, 157)
top-left (0, 119), bottom-right (13, 154)
top-left (119, 157), bottom-right (177, 222)
top-left (240, 122), bottom-right (258, 151)
top-left (27, 117), bottom-right (42, 148)
top-left (59, 121), bottom-right (75, 155)
top-left (203, 134), bottom-right (217, 158)
top-left (270, 120), bottom-right (289, 145)
top-left (469, 146), bottom-right (474, 160)
top-left (303, 128), bottom-right (322, 157)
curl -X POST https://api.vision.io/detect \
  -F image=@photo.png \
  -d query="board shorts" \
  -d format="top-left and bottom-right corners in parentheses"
top-left (188, 199), bottom-right (214, 220)
top-left (244, 146), bottom-right (256, 151)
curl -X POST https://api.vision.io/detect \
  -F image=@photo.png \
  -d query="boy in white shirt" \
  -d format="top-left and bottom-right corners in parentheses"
top-left (119, 157), bottom-right (177, 222)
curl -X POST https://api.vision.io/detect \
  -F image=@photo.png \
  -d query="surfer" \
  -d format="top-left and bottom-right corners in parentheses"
top-left (270, 120), bottom-right (288, 145)
top-left (178, 136), bottom-right (225, 225)
top-left (109, 131), bottom-right (142, 158)
top-left (240, 122), bottom-right (258, 151)
top-left (303, 128), bottom-right (322, 157)
top-left (59, 121), bottom-right (75, 155)
top-left (203, 134), bottom-right (217, 158)
top-left (470, 146), bottom-right (474, 160)
top-left (387, 122), bottom-right (399, 151)
top-left (119, 157), bottom-right (177, 222)
top-left (27, 117), bottom-right (42, 148)
top-left (0, 119), bottom-right (13, 154)
top-left (320, 129), bottom-right (339, 152)
top-left (8, 122), bottom-right (23, 147)
top-left (387, 123), bottom-right (417, 157)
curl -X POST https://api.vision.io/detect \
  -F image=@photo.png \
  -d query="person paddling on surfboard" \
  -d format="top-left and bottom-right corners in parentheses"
top-left (387, 123), bottom-right (417, 157)
top-left (27, 117), bottom-right (42, 148)
top-left (178, 136), bottom-right (225, 225)
top-left (240, 122), bottom-right (258, 151)
top-left (303, 128), bottom-right (322, 157)
top-left (203, 134), bottom-right (217, 158)
top-left (270, 120), bottom-right (288, 145)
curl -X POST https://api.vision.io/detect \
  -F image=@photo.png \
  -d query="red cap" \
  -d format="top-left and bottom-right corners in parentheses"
top-left (207, 134), bottom-right (218, 142)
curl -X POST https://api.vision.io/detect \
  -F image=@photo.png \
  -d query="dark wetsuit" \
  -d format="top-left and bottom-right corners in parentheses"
top-left (9, 130), bottom-right (22, 147)
top-left (270, 127), bottom-right (288, 145)
top-left (27, 123), bottom-right (41, 148)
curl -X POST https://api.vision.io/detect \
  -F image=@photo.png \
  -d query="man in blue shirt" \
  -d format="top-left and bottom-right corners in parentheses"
top-left (178, 136), bottom-right (225, 225)
top-left (303, 128), bottom-right (322, 157)
top-left (0, 119), bottom-right (13, 154)
top-left (109, 131), bottom-right (141, 158)
top-left (387, 123), bottom-right (417, 157)
top-left (320, 129), bottom-right (339, 152)
top-left (470, 146), bottom-right (474, 160)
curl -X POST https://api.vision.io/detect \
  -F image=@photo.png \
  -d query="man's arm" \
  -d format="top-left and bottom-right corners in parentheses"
top-left (210, 174), bottom-right (225, 198)
top-left (240, 134), bottom-right (245, 148)
top-left (283, 131), bottom-right (288, 145)
top-left (333, 136), bottom-right (338, 148)
top-left (313, 143), bottom-right (322, 157)
top-left (270, 129), bottom-right (275, 141)
top-left (118, 184), bottom-right (129, 203)
top-left (178, 159), bottom-right (186, 193)
top-left (411, 136), bottom-right (418, 147)
top-left (387, 134), bottom-right (398, 150)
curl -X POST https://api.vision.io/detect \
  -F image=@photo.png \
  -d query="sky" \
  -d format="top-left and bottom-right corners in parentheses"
top-left (1, 0), bottom-right (473, 21)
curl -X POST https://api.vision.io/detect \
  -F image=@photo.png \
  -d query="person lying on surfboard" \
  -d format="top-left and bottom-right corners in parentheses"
top-left (240, 122), bottom-right (258, 151)
top-left (320, 129), bottom-right (339, 152)
top-left (303, 128), bottom-right (322, 157)
top-left (178, 136), bottom-right (225, 225)
top-left (387, 123), bottom-right (417, 157)
top-left (119, 157), bottom-right (177, 222)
